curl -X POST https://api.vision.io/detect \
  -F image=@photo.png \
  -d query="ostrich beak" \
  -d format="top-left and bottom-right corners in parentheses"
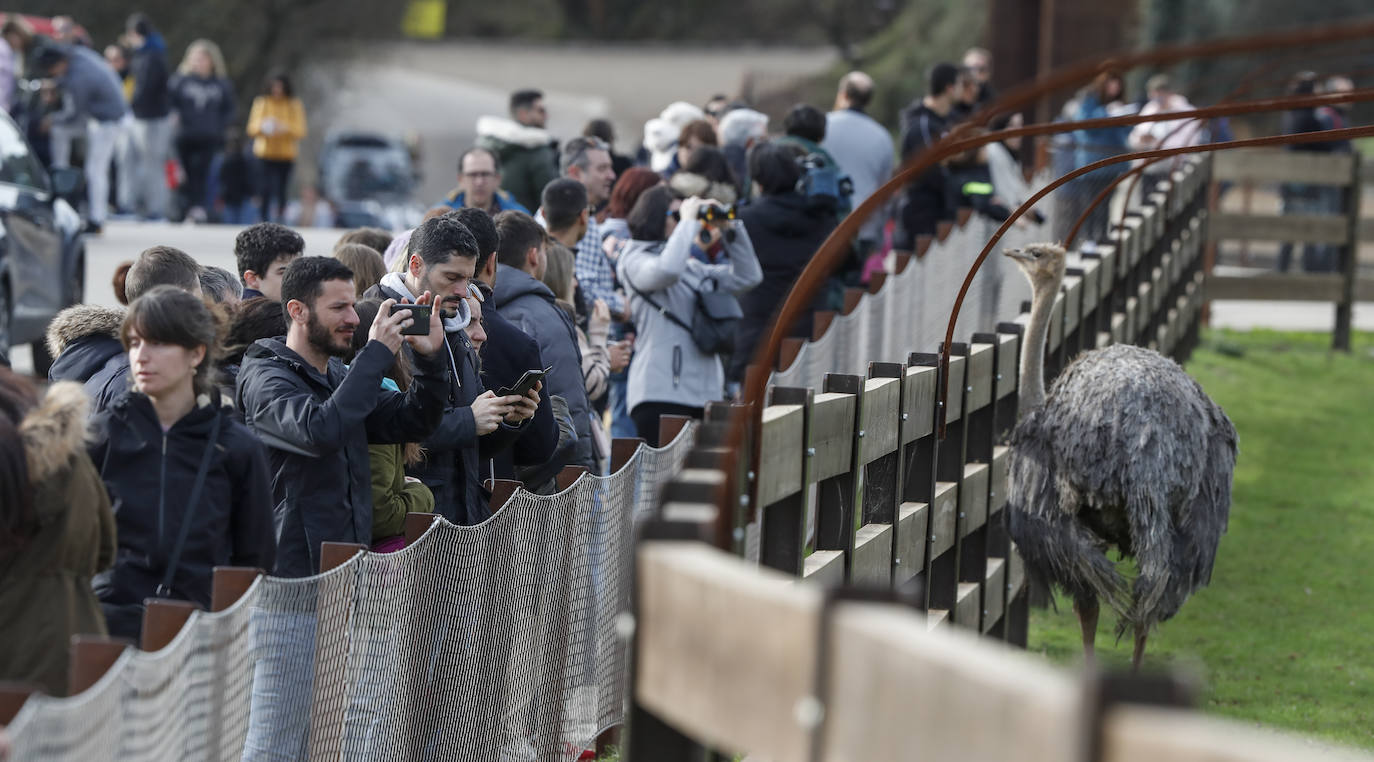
top-left (1004, 248), bottom-right (1033, 262)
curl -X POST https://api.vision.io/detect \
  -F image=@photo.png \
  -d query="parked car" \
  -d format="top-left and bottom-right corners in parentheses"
top-left (318, 130), bottom-right (424, 231)
top-left (0, 109), bottom-right (86, 372)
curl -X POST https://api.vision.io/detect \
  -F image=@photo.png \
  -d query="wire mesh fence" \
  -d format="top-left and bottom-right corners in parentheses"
top-left (6, 426), bottom-right (695, 762)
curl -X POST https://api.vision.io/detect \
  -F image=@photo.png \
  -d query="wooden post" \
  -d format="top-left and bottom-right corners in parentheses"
top-left (140, 599), bottom-right (201, 652)
top-left (404, 512), bottom-right (438, 545)
top-left (319, 542), bottom-right (366, 573)
top-left (1334, 152), bottom-right (1361, 351)
top-left (811, 311), bottom-right (836, 341)
top-left (915, 235), bottom-right (934, 258)
top-left (0, 683), bottom-right (40, 724)
top-left (759, 386), bottom-right (813, 576)
top-left (557, 465), bottom-right (588, 491)
top-left (486, 479), bottom-right (522, 515)
top-left (778, 337), bottom-right (805, 371)
top-left (817, 374), bottom-right (864, 580)
top-left (68, 636), bottom-right (131, 696)
top-left (611, 437), bottom-right (645, 472)
top-left (842, 287), bottom-right (865, 315)
top-left (657, 415), bottom-right (693, 449)
top-left (210, 566), bottom-right (262, 612)
top-left (867, 271), bottom-right (888, 294)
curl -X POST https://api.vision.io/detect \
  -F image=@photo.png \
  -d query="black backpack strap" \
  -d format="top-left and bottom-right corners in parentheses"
top-left (156, 410), bottom-right (222, 599)
top-left (621, 268), bottom-right (696, 335)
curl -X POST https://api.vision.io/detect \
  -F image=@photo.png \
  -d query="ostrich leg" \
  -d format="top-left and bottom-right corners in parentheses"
top-left (1131, 626), bottom-right (1148, 673)
top-left (1073, 595), bottom-right (1099, 663)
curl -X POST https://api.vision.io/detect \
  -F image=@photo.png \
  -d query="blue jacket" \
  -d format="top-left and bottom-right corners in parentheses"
top-left (493, 265), bottom-right (597, 471)
top-left (440, 188), bottom-right (529, 215)
top-left (236, 337), bottom-right (449, 577)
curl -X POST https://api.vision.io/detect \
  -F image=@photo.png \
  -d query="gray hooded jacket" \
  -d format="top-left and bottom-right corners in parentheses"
top-left (617, 217), bottom-right (761, 412)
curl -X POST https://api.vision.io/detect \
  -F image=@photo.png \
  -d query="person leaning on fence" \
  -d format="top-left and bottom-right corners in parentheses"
top-left (235, 255), bottom-right (451, 577)
top-left (617, 185), bottom-right (761, 445)
top-left (364, 215), bottom-right (538, 524)
top-left (0, 367), bottom-right (115, 697)
top-left (88, 286), bottom-right (275, 640)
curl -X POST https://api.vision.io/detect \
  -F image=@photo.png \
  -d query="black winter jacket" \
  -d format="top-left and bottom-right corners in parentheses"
top-left (89, 393), bottom-right (274, 637)
top-left (362, 281), bottom-right (522, 524)
top-left (731, 192), bottom-right (836, 381)
top-left (46, 304), bottom-right (132, 417)
top-left (476, 298), bottom-right (561, 485)
top-left (128, 35), bottom-right (171, 120)
top-left (236, 337), bottom-right (449, 577)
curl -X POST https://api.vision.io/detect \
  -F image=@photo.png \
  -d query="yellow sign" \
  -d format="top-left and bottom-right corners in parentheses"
top-left (402, 0), bottom-right (446, 39)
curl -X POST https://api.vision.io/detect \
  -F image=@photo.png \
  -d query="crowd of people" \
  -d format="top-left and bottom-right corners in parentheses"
top-left (1, 12), bottom-right (307, 233)
top-left (5, 30), bottom-right (1318, 717)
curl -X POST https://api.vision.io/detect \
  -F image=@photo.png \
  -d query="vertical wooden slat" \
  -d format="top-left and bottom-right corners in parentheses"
top-left (141, 599), bottom-right (201, 652)
top-left (319, 542), bottom-right (366, 573)
top-left (761, 386), bottom-right (813, 576)
top-left (68, 636), bottom-right (130, 696)
top-left (404, 512), bottom-right (438, 545)
top-left (486, 478), bottom-right (523, 515)
top-left (817, 374), bottom-right (865, 580)
top-left (658, 415), bottom-right (693, 448)
top-left (1334, 152), bottom-right (1361, 351)
top-left (210, 566), bottom-right (262, 613)
top-left (0, 683), bottom-right (40, 724)
top-left (611, 437), bottom-right (645, 472)
top-left (557, 465), bottom-right (588, 492)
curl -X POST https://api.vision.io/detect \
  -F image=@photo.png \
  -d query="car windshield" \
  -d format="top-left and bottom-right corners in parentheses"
top-left (0, 118), bottom-right (49, 191)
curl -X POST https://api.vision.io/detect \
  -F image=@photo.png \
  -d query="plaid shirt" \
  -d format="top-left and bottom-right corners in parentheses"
top-left (571, 217), bottom-right (625, 314)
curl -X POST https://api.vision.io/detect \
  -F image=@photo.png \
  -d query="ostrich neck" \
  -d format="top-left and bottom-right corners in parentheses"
top-left (1019, 277), bottom-right (1058, 412)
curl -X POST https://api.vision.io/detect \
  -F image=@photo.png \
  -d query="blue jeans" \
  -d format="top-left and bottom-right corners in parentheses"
top-left (241, 609), bottom-right (316, 761)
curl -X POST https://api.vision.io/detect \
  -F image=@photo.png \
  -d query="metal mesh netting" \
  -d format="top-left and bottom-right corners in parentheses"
top-left (774, 208), bottom-right (1051, 389)
top-left (7, 425), bottom-right (693, 762)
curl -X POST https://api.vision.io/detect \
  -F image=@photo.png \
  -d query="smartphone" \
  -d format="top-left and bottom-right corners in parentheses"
top-left (392, 303), bottom-right (432, 335)
top-left (497, 366), bottom-right (552, 397)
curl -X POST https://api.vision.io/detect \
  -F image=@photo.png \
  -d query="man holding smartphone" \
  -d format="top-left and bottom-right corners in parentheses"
top-left (364, 216), bottom-right (540, 524)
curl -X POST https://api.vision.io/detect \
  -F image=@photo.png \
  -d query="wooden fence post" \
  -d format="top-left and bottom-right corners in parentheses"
top-left (403, 512), bottom-right (438, 545)
top-left (0, 683), bottom-right (40, 724)
top-left (141, 599), bottom-right (201, 652)
top-left (611, 437), bottom-right (645, 472)
top-left (485, 479), bottom-right (522, 516)
top-left (211, 566), bottom-right (262, 613)
top-left (816, 374), bottom-right (864, 581)
top-left (557, 465), bottom-right (588, 492)
top-left (852, 362), bottom-right (903, 587)
top-left (68, 636), bottom-right (131, 696)
top-left (319, 542), bottom-right (366, 573)
top-left (759, 386), bottom-right (812, 576)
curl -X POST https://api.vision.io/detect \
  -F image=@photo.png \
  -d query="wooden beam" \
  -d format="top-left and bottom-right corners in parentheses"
top-left (859, 376), bottom-right (901, 466)
top-left (319, 542), bottom-right (366, 573)
top-left (811, 311), bottom-right (835, 341)
top-left (1211, 147), bottom-right (1354, 185)
top-left (1204, 273), bottom-right (1345, 302)
top-left (658, 415), bottom-right (693, 447)
top-left (902, 365), bottom-right (938, 443)
top-left (1102, 704), bottom-right (1372, 762)
top-left (1208, 213), bottom-right (1349, 245)
top-left (210, 566), bottom-right (262, 613)
top-left (868, 271), bottom-right (888, 294)
top-left (69, 636), bottom-right (130, 696)
top-left (404, 512), bottom-right (438, 545)
top-left (778, 337), bottom-right (804, 372)
top-left (756, 404), bottom-right (805, 507)
top-left (842, 287), bottom-right (865, 315)
top-left (141, 599), bottom-right (201, 652)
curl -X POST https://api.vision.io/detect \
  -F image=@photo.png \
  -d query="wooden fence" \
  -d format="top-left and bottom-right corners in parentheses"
top-left (618, 154), bottom-right (1372, 759)
top-left (1205, 146), bottom-right (1372, 349)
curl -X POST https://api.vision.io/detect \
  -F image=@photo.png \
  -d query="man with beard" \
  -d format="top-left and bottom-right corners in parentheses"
top-left (365, 215), bottom-right (541, 523)
top-left (236, 255), bottom-right (451, 577)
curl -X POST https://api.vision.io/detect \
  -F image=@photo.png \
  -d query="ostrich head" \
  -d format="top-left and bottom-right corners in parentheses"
top-left (1005, 242), bottom-right (1067, 413)
top-left (1003, 243), bottom-right (1067, 294)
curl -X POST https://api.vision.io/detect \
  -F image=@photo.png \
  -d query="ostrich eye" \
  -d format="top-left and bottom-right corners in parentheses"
top-left (1032, 250), bottom-right (1042, 258)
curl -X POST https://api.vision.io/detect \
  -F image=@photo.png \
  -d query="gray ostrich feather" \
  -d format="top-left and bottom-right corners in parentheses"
top-left (1002, 243), bottom-right (1238, 663)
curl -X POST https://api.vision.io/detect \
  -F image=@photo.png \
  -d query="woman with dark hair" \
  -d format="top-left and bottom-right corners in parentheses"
top-left (219, 296), bottom-right (288, 397)
top-left (618, 186), bottom-right (761, 444)
top-left (0, 368), bottom-right (114, 695)
top-left (350, 298), bottom-right (434, 552)
top-left (730, 139), bottom-right (836, 383)
top-left (89, 286), bottom-right (274, 639)
top-left (246, 70), bottom-right (306, 222)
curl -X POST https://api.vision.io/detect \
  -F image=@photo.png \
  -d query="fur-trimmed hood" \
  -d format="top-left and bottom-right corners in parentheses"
top-left (669, 171), bottom-right (739, 206)
top-left (21, 381), bottom-right (89, 483)
top-left (475, 115), bottom-right (553, 149)
top-left (46, 304), bottom-right (125, 358)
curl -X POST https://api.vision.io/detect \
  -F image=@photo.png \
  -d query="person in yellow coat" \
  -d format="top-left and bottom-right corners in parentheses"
top-left (246, 71), bottom-right (306, 223)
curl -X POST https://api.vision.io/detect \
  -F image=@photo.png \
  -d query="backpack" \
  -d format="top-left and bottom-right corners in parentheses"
top-left (796, 152), bottom-right (854, 216)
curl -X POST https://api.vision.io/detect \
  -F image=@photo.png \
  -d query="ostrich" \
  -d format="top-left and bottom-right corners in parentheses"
top-left (1002, 242), bottom-right (1237, 671)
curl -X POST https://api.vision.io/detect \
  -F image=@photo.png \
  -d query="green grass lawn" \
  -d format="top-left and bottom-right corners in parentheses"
top-left (1030, 328), bottom-right (1374, 749)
